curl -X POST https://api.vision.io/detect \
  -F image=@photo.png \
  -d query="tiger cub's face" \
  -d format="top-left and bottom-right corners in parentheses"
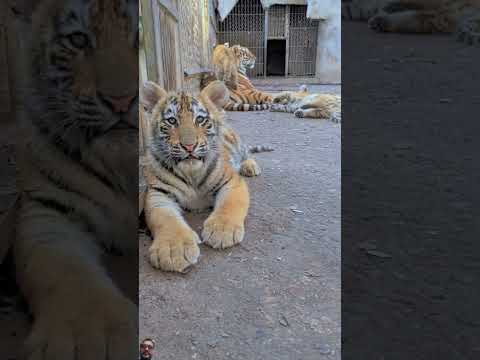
top-left (232, 45), bottom-right (256, 75)
top-left (30, 0), bottom-right (138, 153)
top-left (142, 81), bottom-right (229, 168)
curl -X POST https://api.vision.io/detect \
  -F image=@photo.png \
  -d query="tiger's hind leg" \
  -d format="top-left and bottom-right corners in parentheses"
top-left (294, 108), bottom-right (341, 123)
top-left (456, 12), bottom-right (480, 46)
top-left (240, 158), bottom-right (261, 177)
top-left (239, 140), bottom-right (262, 177)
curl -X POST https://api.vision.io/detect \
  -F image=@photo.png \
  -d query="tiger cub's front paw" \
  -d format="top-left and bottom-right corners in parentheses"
top-left (202, 215), bottom-right (245, 249)
top-left (149, 228), bottom-right (201, 272)
top-left (240, 158), bottom-right (261, 177)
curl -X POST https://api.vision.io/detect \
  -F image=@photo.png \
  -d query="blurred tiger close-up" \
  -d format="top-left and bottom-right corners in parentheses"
top-left (342, 0), bottom-right (480, 43)
top-left (12, 0), bottom-right (139, 359)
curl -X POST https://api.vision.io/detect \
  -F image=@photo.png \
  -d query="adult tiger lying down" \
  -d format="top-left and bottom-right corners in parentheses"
top-left (141, 80), bottom-right (270, 272)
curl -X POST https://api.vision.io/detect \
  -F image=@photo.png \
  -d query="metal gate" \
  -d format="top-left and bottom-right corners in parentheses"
top-left (217, 1), bottom-right (319, 78)
top-left (288, 5), bottom-right (318, 77)
top-left (217, 0), bottom-right (265, 78)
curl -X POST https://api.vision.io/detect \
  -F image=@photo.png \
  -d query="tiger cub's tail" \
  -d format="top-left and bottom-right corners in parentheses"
top-left (248, 145), bottom-right (274, 153)
top-left (224, 102), bottom-right (270, 111)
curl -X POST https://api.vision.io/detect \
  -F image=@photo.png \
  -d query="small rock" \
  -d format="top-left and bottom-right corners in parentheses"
top-left (366, 250), bottom-right (392, 258)
top-left (279, 314), bottom-right (289, 327)
top-left (290, 209), bottom-right (304, 214)
top-left (358, 242), bottom-right (377, 250)
top-left (207, 339), bottom-right (218, 348)
top-left (314, 344), bottom-right (332, 355)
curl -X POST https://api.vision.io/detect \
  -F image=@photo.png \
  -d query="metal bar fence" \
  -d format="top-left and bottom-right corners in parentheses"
top-left (217, 1), bottom-right (318, 78)
top-left (217, 0), bottom-right (265, 78)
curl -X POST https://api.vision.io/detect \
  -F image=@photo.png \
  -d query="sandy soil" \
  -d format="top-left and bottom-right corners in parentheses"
top-left (139, 89), bottom-right (341, 360)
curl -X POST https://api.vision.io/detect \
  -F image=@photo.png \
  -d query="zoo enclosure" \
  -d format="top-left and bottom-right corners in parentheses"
top-left (217, 0), bottom-right (319, 78)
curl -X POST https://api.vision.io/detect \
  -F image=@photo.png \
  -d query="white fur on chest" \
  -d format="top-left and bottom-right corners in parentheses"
top-left (175, 159), bottom-right (215, 211)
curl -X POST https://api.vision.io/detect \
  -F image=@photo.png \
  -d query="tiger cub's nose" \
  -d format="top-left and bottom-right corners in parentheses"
top-left (100, 93), bottom-right (137, 113)
top-left (182, 143), bottom-right (196, 153)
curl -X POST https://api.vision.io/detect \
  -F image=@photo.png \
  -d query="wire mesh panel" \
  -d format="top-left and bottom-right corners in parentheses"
top-left (217, 0), bottom-right (265, 77)
top-left (268, 5), bottom-right (286, 38)
top-left (288, 5), bottom-right (319, 77)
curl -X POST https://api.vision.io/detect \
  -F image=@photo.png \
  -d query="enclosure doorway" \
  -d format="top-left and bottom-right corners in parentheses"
top-left (266, 39), bottom-right (286, 76)
top-left (217, 0), bottom-right (319, 78)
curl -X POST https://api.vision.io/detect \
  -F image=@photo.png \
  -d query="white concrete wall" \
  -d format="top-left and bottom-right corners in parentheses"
top-left (315, 10), bottom-right (341, 84)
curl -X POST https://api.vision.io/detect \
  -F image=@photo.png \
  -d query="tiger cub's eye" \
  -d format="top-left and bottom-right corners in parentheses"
top-left (164, 117), bottom-right (177, 125)
top-left (68, 32), bottom-right (90, 49)
top-left (196, 116), bottom-right (209, 126)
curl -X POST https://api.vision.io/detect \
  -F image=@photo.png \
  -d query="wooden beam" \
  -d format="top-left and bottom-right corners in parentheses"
top-left (140, 0), bottom-right (159, 83)
top-left (158, 0), bottom-right (178, 20)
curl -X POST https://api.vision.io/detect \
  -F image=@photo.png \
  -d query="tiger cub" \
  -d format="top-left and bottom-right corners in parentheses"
top-left (271, 85), bottom-right (341, 122)
top-left (212, 42), bottom-right (240, 90)
top-left (14, 0), bottom-right (138, 359)
top-left (209, 43), bottom-right (273, 111)
top-left (141, 80), bottom-right (262, 272)
top-left (342, 0), bottom-right (480, 43)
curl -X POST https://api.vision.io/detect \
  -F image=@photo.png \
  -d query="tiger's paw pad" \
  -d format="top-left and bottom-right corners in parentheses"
top-left (456, 17), bottom-right (480, 45)
top-left (240, 158), bottom-right (261, 177)
top-left (202, 216), bottom-right (245, 249)
top-left (149, 230), bottom-right (200, 272)
top-left (368, 15), bottom-right (388, 32)
top-left (294, 109), bottom-right (305, 118)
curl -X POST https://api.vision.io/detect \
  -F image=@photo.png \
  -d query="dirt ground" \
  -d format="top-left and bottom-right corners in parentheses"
top-left (342, 22), bottom-right (480, 358)
top-left (139, 84), bottom-right (341, 360)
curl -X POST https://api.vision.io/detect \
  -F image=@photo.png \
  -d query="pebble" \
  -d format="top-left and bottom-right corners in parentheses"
top-left (314, 344), bottom-right (332, 355)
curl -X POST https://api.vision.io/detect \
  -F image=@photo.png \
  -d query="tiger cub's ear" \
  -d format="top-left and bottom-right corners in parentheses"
top-left (199, 80), bottom-right (229, 112)
top-left (231, 45), bottom-right (241, 56)
top-left (141, 81), bottom-right (167, 113)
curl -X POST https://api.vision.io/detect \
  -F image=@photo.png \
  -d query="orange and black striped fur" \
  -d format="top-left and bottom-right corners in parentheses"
top-left (209, 43), bottom-right (273, 111)
top-left (141, 80), bottom-right (264, 272)
top-left (342, 0), bottom-right (480, 44)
